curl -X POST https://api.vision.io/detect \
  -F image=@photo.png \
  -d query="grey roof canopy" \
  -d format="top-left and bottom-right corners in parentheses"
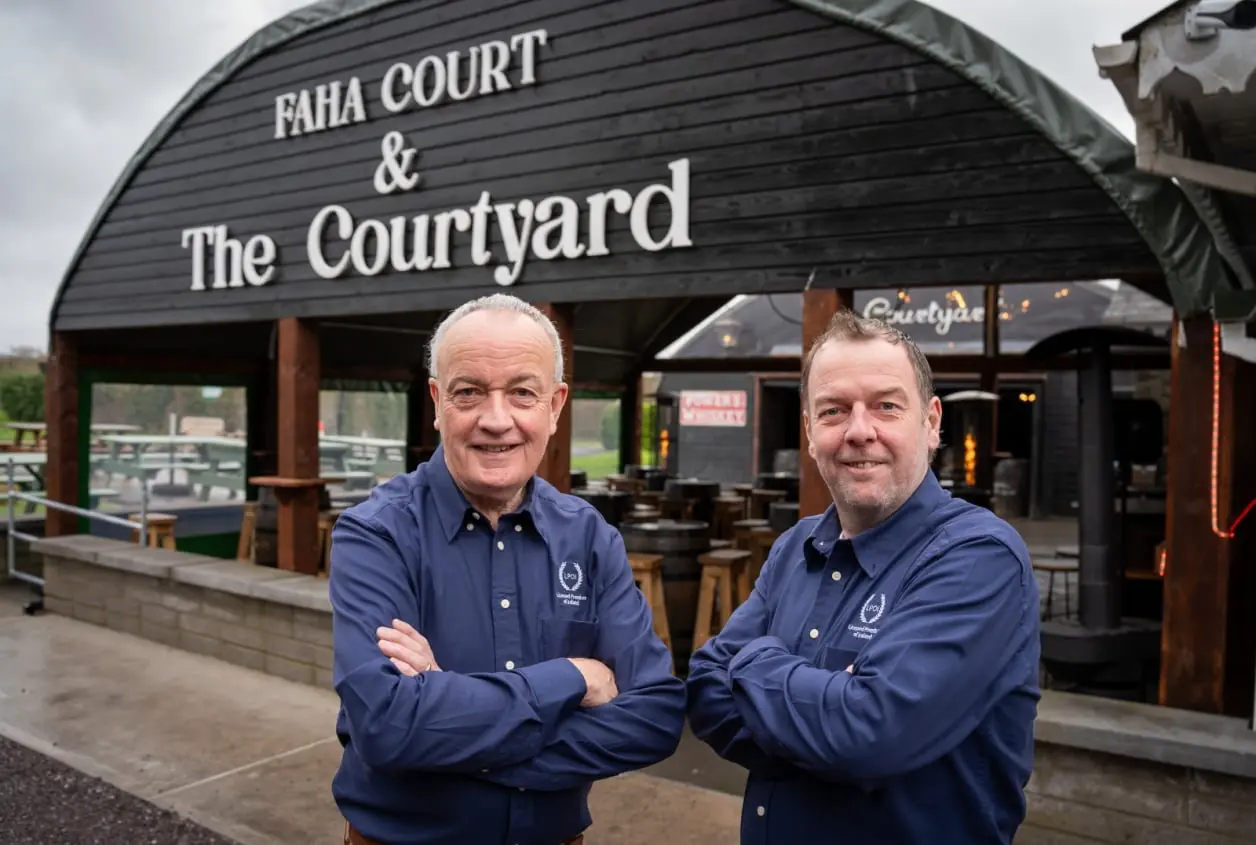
top-left (48, 0), bottom-right (1237, 367)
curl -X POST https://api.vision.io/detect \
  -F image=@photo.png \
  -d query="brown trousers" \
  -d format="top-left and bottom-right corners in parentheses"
top-left (344, 822), bottom-right (584, 845)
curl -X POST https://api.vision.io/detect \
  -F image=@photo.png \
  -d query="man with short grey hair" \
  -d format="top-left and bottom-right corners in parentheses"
top-left (687, 308), bottom-right (1040, 844)
top-left (329, 293), bottom-right (685, 845)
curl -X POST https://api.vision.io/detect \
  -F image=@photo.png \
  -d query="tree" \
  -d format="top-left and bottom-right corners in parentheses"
top-left (600, 400), bottom-right (620, 451)
top-left (0, 372), bottom-right (45, 422)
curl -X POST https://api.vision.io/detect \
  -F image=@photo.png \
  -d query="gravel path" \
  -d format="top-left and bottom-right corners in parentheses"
top-left (0, 734), bottom-right (238, 845)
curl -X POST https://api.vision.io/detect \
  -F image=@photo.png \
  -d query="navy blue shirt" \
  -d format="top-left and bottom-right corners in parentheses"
top-left (686, 472), bottom-right (1040, 844)
top-left (329, 446), bottom-right (685, 845)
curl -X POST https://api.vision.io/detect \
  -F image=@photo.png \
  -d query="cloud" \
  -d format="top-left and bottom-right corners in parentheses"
top-left (0, 0), bottom-right (1170, 353)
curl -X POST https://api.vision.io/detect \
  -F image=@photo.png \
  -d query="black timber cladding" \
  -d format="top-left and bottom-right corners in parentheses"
top-left (56, 0), bottom-right (1170, 332)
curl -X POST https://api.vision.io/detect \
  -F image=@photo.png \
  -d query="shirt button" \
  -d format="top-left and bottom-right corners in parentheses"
top-left (832, 571), bottom-right (842, 582)
top-left (500, 598), bottom-right (510, 609)
top-left (809, 628), bottom-right (819, 639)
top-left (472, 513), bottom-right (480, 520)
top-left (756, 805), bottom-right (765, 817)
top-left (505, 660), bottom-right (515, 670)
top-left (514, 524), bottom-right (522, 532)
top-left (497, 541), bottom-right (505, 551)
top-left (465, 523), bottom-right (473, 531)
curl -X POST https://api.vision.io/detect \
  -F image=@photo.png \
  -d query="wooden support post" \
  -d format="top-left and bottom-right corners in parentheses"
top-left (44, 332), bottom-right (80, 537)
top-left (798, 289), bottom-right (850, 518)
top-left (405, 375), bottom-right (437, 472)
top-left (619, 370), bottom-right (642, 472)
top-left (276, 318), bottom-right (321, 575)
top-left (978, 285), bottom-right (1000, 492)
top-left (536, 304), bottom-right (574, 494)
top-left (1161, 317), bottom-right (1256, 716)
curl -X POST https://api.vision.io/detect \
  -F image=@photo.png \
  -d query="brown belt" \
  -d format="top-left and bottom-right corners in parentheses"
top-left (345, 822), bottom-right (583, 845)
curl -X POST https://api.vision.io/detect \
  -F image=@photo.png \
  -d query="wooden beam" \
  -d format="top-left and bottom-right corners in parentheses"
top-left (536, 304), bottom-right (574, 494)
top-left (43, 332), bottom-right (80, 537)
top-left (78, 352), bottom-right (261, 376)
top-left (798, 289), bottom-right (849, 519)
top-left (276, 318), bottom-right (321, 576)
top-left (647, 353), bottom-right (1169, 375)
top-left (1160, 317), bottom-right (1256, 717)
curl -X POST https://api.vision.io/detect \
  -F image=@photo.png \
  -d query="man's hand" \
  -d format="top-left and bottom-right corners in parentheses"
top-left (377, 618), bottom-right (441, 676)
top-left (567, 658), bottom-right (619, 707)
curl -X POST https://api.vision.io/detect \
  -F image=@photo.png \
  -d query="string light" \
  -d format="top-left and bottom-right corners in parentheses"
top-left (1210, 321), bottom-right (1256, 539)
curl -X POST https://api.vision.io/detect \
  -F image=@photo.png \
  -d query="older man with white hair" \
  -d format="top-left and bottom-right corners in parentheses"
top-left (328, 293), bottom-right (685, 845)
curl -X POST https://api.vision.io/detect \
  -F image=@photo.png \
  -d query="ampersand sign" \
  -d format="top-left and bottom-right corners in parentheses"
top-left (374, 130), bottom-right (421, 195)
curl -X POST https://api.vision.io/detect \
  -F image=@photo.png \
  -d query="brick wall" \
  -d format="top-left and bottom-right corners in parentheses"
top-left (1017, 743), bottom-right (1256, 843)
top-left (38, 537), bottom-right (334, 689)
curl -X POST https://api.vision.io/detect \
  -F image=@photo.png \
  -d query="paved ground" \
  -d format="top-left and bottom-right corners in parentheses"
top-left (0, 583), bottom-right (743, 845)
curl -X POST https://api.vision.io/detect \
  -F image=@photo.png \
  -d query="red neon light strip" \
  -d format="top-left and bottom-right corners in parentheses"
top-left (1211, 322), bottom-right (1256, 539)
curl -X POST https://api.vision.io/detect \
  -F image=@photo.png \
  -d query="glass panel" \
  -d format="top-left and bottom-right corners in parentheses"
top-left (84, 382), bottom-right (248, 558)
top-left (569, 396), bottom-right (620, 482)
top-left (319, 387), bottom-right (407, 498)
top-left (996, 281), bottom-right (1173, 354)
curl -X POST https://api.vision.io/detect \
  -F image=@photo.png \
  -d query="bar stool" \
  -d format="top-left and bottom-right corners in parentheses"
top-left (693, 548), bottom-right (752, 650)
top-left (732, 518), bottom-right (769, 550)
top-left (129, 513), bottom-right (177, 550)
top-left (236, 502), bottom-right (257, 562)
top-left (1032, 560), bottom-right (1075, 620)
top-left (628, 552), bottom-right (673, 671)
top-left (318, 507), bottom-right (346, 577)
top-left (750, 488), bottom-right (787, 520)
top-left (712, 496), bottom-right (746, 540)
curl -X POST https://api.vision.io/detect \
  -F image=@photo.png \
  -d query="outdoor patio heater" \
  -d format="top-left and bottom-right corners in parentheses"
top-left (1025, 327), bottom-right (1165, 701)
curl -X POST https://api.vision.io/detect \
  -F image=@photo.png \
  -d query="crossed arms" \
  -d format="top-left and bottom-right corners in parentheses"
top-left (329, 510), bottom-right (685, 791)
top-left (686, 535), bottom-right (1031, 782)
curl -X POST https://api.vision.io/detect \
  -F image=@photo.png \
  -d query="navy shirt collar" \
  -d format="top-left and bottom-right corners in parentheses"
top-left (425, 444), bottom-right (552, 542)
top-left (804, 471), bottom-right (950, 576)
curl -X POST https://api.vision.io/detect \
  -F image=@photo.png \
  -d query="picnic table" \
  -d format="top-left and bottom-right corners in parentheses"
top-left (320, 434), bottom-right (406, 479)
top-left (2, 422), bottom-right (140, 451)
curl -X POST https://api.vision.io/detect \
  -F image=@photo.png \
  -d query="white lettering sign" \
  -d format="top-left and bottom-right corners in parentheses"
top-left (862, 296), bottom-right (985, 336)
top-left (184, 28), bottom-right (694, 292)
top-left (679, 390), bottom-right (746, 427)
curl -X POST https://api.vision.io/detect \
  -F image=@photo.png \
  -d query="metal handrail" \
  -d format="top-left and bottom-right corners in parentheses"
top-left (4, 456), bottom-right (148, 588)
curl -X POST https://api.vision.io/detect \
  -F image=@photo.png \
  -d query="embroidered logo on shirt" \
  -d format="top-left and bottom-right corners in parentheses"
top-left (557, 560), bottom-right (587, 607)
top-left (848, 592), bottom-right (887, 640)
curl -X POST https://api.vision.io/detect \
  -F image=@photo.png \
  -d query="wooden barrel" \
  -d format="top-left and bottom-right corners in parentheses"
top-left (756, 472), bottom-right (800, 502)
top-left (769, 501), bottom-right (800, 533)
top-left (572, 488), bottom-right (633, 527)
top-left (641, 469), bottom-right (669, 492)
top-left (664, 478), bottom-right (721, 528)
top-left (253, 486), bottom-right (331, 569)
top-left (621, 519), bottom-right (709, 674)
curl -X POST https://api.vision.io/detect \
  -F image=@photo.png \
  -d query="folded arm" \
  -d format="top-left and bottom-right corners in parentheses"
top-left (728, 537), bottom-right (1031, 781)
top-left (477, 529), bottom-right (687, 791)
top-left (330, 510), bottom-right (587, 775)
top-left (685, 545), bottom-right (798, 777)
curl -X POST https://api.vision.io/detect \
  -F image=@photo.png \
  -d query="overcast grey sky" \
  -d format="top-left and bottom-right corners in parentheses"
top-left (0, 0), bottom-right (1170, 353)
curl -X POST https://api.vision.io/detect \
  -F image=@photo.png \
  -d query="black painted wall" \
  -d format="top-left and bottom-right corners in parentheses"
top-left (56, 0), bottom-right (1163, 335)
top-left (657, 372), bottom-right (756, 484)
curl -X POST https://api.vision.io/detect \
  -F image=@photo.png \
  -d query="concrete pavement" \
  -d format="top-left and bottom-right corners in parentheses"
top-left (0, 584), bottom-right (744, 845)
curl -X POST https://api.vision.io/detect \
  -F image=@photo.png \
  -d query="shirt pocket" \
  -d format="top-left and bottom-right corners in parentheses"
top-left (540, 615), bottom-right (600, 660)
top-left (816, 644), bottom-right (860, 674)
